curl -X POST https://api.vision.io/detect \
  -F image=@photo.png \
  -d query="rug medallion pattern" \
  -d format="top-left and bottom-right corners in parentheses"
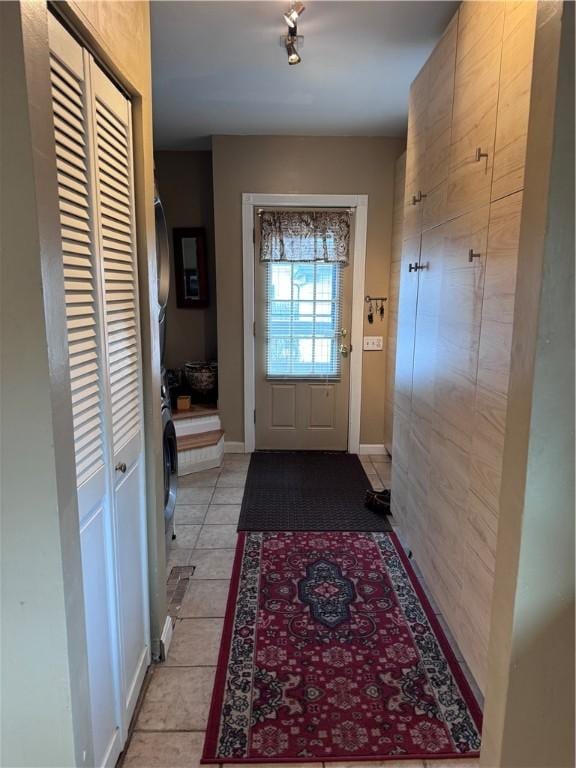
top-left (203, 531), bottom-right (482, 763)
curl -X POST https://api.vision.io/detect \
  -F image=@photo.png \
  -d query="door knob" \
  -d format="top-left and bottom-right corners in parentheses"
top-left (115, 462), bottom-right (127, 473)
top-left (340, 328), bottom-right (348, 337)
top-left (339, 344), bottom-right (349, 357)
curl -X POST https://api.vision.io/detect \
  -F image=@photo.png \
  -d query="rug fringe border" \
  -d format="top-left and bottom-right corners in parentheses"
top-left (202, 531), bottom-right (248, 762)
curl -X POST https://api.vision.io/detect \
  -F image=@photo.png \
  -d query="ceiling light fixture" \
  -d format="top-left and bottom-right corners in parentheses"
top-left (285, 36), bottom-right (301, 65)
top-left (283, 1), bottom-right (305, 29)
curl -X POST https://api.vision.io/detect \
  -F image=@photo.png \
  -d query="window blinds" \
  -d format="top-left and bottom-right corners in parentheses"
top-left (265, 261), bottom-right (343, 379)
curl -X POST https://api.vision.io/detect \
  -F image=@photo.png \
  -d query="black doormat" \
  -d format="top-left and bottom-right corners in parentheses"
top-left (237, 451), bottom-right (392, 532)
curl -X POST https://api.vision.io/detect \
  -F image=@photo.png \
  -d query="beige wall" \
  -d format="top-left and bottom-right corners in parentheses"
top-left (212, 135), bottom-right (405, 445)
top-left (481, 2), bottom-right (574, 766)
top-left (155, 151), bottom-right (218, 367)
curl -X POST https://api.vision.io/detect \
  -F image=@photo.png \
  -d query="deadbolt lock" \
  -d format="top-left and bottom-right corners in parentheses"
top-left (339, 344), bottom-right (349, 357)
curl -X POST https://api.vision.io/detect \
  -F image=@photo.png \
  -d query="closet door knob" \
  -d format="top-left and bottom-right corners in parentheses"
top-left (115, 462), bottom-right (127, 473)
top-left (468, 249), bottom-right (481, 263)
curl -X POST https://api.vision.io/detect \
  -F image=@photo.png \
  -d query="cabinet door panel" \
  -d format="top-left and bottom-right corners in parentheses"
top-left (492, 1), bottom-right (537, 201)
top-left (403, 69), bottom-right (429, 239)
top-left (469, 193), bottom-right (521, 518)
top-left (392, 236), bottom-right (421, 422)
top-left (422, 11), bottom-right (458, 231)
top-left (401, 226), bottom-right (441, 568)
top-left (390, 234), bottom-right (420, 531)
top-left (446, 2), bottom-right (505, 220)
top-left (408, 207), bottom-right (489, 685)
top-left (459, 192), bottom-right (523, 690)
top-left (384, 153), bottom-right (406, 453)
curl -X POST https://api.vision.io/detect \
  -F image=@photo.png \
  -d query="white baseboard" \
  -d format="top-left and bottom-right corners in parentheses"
top-left (224, 441), bottom-right (247, 454)
top-left (359, 443), bottom-right (387, 455)
top-left (159, 615), bottom-right (173, 662)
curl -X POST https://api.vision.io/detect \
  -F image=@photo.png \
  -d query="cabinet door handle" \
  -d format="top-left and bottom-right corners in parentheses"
top-left (468, 249), bottom-right (481, 263)
top-left (411, 194), bottom-right (419, 206)
top-left (411, 191), bottom-right (427, 205)
top-left (409, 262), bottom-right (418, 272)
top-left (115, 462), bottom-right (127, 473)
top-left (475, 147), bottom-right (489, 162)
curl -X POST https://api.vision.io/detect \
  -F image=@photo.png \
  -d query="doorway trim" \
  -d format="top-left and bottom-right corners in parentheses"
top-left (242, 192), bottom-right (368, 454)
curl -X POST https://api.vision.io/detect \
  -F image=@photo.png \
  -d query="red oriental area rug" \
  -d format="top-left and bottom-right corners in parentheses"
top-left (202, 531), bottom-right (482, 763)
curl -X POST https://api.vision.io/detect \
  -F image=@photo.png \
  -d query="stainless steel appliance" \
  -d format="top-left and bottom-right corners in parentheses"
top-left (155, 180), bottom-right (177, 547)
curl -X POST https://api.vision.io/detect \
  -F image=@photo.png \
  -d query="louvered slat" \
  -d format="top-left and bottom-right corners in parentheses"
top-left (50, 53), bottom-right (105, 488)
top-left (94, 98), bottom-right (141, 451)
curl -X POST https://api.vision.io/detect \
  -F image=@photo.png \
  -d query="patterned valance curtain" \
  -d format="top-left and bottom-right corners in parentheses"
top-left (259, 210), bottom-right (351, 264)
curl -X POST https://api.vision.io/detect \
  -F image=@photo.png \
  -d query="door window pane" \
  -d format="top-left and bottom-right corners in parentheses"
top-left (266, 262), bottom-right (343, 378)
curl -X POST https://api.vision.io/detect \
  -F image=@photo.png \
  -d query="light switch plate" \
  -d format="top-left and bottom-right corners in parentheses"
top-left (363, 335), bottom-right (383, 351)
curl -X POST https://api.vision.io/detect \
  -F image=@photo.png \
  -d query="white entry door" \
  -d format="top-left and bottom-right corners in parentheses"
top-left (254, 212), bottom-right (354, 450)
top-left (49, 15), bottom-right (149, 767)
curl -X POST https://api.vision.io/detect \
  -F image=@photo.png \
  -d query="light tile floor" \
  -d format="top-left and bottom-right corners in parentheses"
top-left (121, 453), bottom-right (481, 768)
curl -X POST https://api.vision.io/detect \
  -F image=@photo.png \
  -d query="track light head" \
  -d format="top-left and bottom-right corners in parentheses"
top-left (284, 2), bottom-right (305, 29)
top-left (285, 38), bottom-right (301, 65)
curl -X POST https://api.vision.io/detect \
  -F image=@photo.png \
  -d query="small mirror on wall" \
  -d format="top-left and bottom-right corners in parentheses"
top-left (173, 227), bottom-right (209, 308)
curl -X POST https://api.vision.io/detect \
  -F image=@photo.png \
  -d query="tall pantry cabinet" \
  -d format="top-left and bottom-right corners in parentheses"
top-left (48, 14), bottom-right (150, 767)
top-left (391, 0), bottom-right (537, 692)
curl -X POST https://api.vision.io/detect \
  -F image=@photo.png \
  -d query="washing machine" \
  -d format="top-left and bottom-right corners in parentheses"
top-left (161, 370), bottom-right (178, 546)
top-left (155, 180), bottom-right (178, 547)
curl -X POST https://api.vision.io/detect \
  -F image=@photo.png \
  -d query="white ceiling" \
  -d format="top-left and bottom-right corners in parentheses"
top-left (151, 1), bottom-right (458, 150)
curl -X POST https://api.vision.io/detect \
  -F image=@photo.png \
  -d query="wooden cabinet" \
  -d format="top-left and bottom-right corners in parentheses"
top-left (389, 0), bottom-right (537, 694)
top-left (446, 2), bottom-right (506, 220)
top-left (458, 191), bottom-right (523, 686)
top-left (402, 67), bottom-right (429, 239)
top-left (404, 10), bottom-right (459, 236)
top-left (421, 12), bottom-right (458, 231)
top-left (391, 236), bottom-right (421, 447)
top-left (390, 234), bottom-right (420, 528)
top-left (492, 1), bottom-right (538, 200)
top-left (384, 153), bottom-right (406, 454)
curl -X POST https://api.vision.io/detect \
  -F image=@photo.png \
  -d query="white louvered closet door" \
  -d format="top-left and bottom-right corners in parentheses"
top-left (49, 13), bottom-right (150, 767)
top-left (48, 15), bottom-right (124, 768)
top-left (88, 60), bottom-right (150, 727)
